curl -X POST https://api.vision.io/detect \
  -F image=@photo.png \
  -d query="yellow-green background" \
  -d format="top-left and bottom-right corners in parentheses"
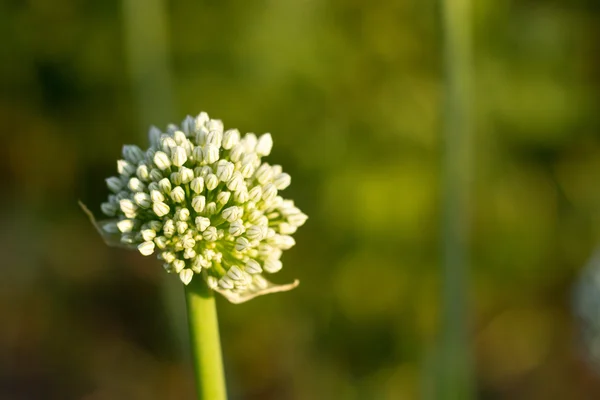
top-left (1, 0), bottom-right (599, 398)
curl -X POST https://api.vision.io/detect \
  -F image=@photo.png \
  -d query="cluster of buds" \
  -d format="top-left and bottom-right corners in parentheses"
top-left (86, 112), bottom-right (307, 303)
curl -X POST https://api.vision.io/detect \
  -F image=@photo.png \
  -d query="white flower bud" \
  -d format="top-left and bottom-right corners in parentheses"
top-left (288, 212), bottom-right (308, 227)
top-left (192, 196), bottom-right (206, 212)
top-left (153, 151), bottom-right (171, 170)
top-left (141, 228), bottom-right (156, 241)
top-left (273, 173), bottom-right (291, 190)
top-left (208, 118), bottom-right (223, 133)
top-left (217, 191), bottom-right (231, 205)
top-left (229, 144), bottom-right (244, 162)
top-left (279, 222), bottom-right (297, 235)
top-left (134, 192), bottom-right (152, 208)
top-left (117, 219), bottom-right (135, 233)
top-left (161, 251), bottom-right (176, 264)
top-left (117, 160), bottom-right (136, 176)
top-left (158, 178), bottom-right (172, 194)
top-left (173, 130), bottom-right (187, 145)
top-left (138, 241), bottom-right (155, 256)
top-left (119, 199), bottom-right (137, 217)
top-left (207, 276), bottom-right (219, 289)
top-left (255, 164), bottom-right (273, 184)
top-left (203, 145), bottom-right (219, 164)
top-left (176, 221), bottom-right (188, 235)
top-left (179, 167), bottom-right (194, 184)
top-left (229, 220), bottom-right (245, 236)
top-left (152, 201), bottom-right (170, 217)
top-left (154, 236), bottom-right (168, 249)
top-left (206, 130), bottom-right (222, 147)
top-left (247, 210), bottom-right (263, 224)
top-left (262, 183), bottom-right (277, 202)
top-left (222, 206), bottom-right (240, 222)
top-left (246, 225), bottom-right (266, 241)
top-left (171, 146), bottom-right (187, 167)
top-left (256, 133), bottom-right (273, 156)
top-left (248, 186), bottom-right (262, 203)
top-left (170, 172), bottom-right (182, 185)
top-left (203, 226), bottom-right (218, 241)
top-left (163, 219), bottom-right (175, 237)
top-left (149, 169), bottom-right (163, 181)
top-left (203, 174), bottom-right (217, 191)
top-left (123, 145), bottom-right (145, 164)
top-left (101, 202), bottom-right (118, 216)
top-left (120, 233), bottom-right (134, 244)
top-left (272, 234), bottom-right (296, 250)
top-left (227, 266), bottom-right (244, 281)
top-left (128, 177), bottom-right (145, 192)
top-left (136, 164), bottom-right (149, 181)
top-left (206, 202), bottom-right (217, 215)
top-left (182, 235), bottom-right (196, 249)
top-left (219, 276), bottom-right (234, 290)
top-left (222, 129), bottom-right (240, 149)
top-left (245, 259), bottom-right (262, 274)
top-left (264, 258), bottom-right (282, 273)
top-left (216, 161), bottom-right (234, 182)
top-left (179, 269), bottom-right (194, 285)
top-left (234, 188), bottom-right (249, 203)
top-left (106, 177), bottom-right (123, 193)
top-left (227, 173), bottom-right (244, 193)
top-left (170, 186), bottom-right (185, 203)
top-left (161, 136), bottom-right (177, 154)
top-left (243, 133), bottom-right (258, 152)
top-left (195, 216), bottom-right (210, 231)
top-left (191, 177), bottom-right (204, 194)
top-left (235, 237), bottom-right (251, 252)
top-left (150, 190), bottom-right (165, 203)
top-left (175, 208), bottom-right (190, 221)
top-left (173, 259), bottom-right (185, 273)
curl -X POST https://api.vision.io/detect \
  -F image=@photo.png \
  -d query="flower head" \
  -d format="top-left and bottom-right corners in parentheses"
top-left (82, 112), bottom-right (306, 303)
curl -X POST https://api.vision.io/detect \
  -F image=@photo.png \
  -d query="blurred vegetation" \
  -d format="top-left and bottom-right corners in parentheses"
top-left (1, 0), bottom-right (600, 399)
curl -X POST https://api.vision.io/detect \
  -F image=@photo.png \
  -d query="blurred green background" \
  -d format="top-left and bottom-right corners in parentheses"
top-left (1, 0), bottom-right (600, 399)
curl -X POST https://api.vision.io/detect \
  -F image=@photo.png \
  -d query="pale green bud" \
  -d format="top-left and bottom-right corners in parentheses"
top-left (234, 188), bottom-right (249, 203)
top-left (227, 172), bottom-right (244, 192)
top-left (195, 216), bottom-right (210, 231)
top-left (117, 219), bottom-right (135, 233)
top-left (288, 212), bottom-right (308, 227)
top-left (154, 236), bottom-right (168, 249)
top-left (222, 206), bottom-right (241, 222)
top-left (163, 219), bottom-right (175, 237)
top-left (136, 164), bottom-right (150, 181)
top-left (273, 173), bottom-right (291, 190)
top-left (148, 125), bottom-right (162, 147)
top-left (123, 145), bottom-right (145, 164)
top-left (279, 222), bottom-right (297, 235)
top-left (170, 172), bottom-right (182, 186)
top-left (182, 236), bottom-right (196, 249)
top-left (173, 259), bottom-right (185, 273)
top-left (161, 251), bottom-right (176, 264)
top-left (207, 118), bottom-right (223, 133)
top-left (264, 259), bottom-right (282, 273)
top-left (119, 199), bottom-right (137, 217)
top-left (206, 130), bottom-right (222, 147)
top-left (203, 226), bottom-right (218, 241)
top-left (256, 133), bottom-right (273, 156)
top-left (106, 177), bottom-right (123, 193)
top-left (243, 133), bottom-right (258, 152)
top-left (140, 229), bottom-right (156, 242)
top-left (134, 192), bottom-right (152, 208)
top-left (205, 174), bottom-right (218, 191)
top-left (170, 187), bottom-right (185, 203)
top-left (227, 266), bottom-right (244, 281)
top-left (245, 259), bottom-right (262, 274)
top-left (176, 221), bottom-right (188, 235)
top-left (117, 160), bottom-right (136, 176)
top-left (204, 145), bottom-right (219, 164)
top-left (138, 241), bottom-right (155, 256)
top-left (206, 202), bottom-right (217, 215)
top-left (153, 151), bottom-right (171, 170)
top-left (180, 269), bottom-right (194, 285)
top-left (158, 178), bottom-right (172, 194)
top-left (216, 161), bottom-right (234, 182)
top-left (229, 144), bottom-right (244, 162)
top-left (255, 164), bottom-right (273, 184)
top-left (150, 190), bottom-right (165, 203)
top-left (217, 191), bottom-right (231, 205)
top-left (192, 196), bottom-right (206, 213)
top-left (246, 225), bottom-right (266, 241)
top-left (235, 237), bottom-right (251, 252)
top-left (207, 276), bottom-right (219, 289)
top-left (101, 202), bottom-right (118, 216)
top-left (248, 186), bottom-right (262, 203)
top-left (128, 177), bottom-right (145, 192)
top-left (262, 183), bottom-right (277, 202)
top-left (219, 276), bottom-right (234, 290)
top-left (152, 201), bottom-right (170, 217)
top-left (171, 146), bottom-right (187, 167)
top-left (222, 129), bottom-right (240, 149)
top-left (192, 146), bottom-right (203, 163)
top-left (179, 167), bottom-right (194, 184)
top-left (175, 208), bottom-right (190, 221)
top-left (173, 130), bottom-right (187, 145)
top-left (229, 220), bottom-right (245, 236)
top-left (149, 168), bottom-right (163, 181)
top-left (191, 177), bottom-right (204, 194)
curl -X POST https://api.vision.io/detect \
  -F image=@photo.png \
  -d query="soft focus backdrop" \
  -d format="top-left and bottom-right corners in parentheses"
top-left (1, 0), bottom-right (600, 399)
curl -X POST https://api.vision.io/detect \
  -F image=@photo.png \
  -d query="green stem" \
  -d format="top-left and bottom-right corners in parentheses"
top-left (437, 0), bottom-right (474, 398)
top-left (184, 277), bottom-right (228, 400)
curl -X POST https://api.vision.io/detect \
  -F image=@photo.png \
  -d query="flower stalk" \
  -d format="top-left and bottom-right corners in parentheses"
top-left (185, 278), bottom-right (227, 400)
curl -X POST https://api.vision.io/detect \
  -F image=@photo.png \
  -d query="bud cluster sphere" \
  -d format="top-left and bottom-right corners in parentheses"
top-left (97, 112), bottom-right (307, 301)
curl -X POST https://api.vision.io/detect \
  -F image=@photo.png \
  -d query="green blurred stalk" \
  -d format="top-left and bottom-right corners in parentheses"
top-left (185, 278), bottom-right (228, 400)
top-left (438, 0), bottom-right (474, 398)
